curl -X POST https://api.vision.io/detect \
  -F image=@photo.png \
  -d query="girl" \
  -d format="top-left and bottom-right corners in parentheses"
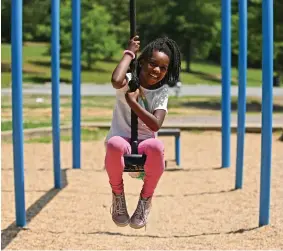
top-left (105, 36), bottom-right (181, 229)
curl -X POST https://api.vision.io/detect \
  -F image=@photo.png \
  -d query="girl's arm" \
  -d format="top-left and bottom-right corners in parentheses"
top-left (111, 54), bottom-right (133, 89)
top-left (111, 36), bottom-right (140, 89)
top-left (125, 90), bottom-right (166, 132)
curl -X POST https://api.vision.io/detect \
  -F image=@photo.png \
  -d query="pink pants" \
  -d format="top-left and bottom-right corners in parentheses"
top-left (105, 136), bottom-right (165, 198)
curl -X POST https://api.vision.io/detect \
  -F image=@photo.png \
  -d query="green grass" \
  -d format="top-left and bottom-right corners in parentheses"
top-left (1, 121), bottom-right (53, 131)
top-left (187, 61), bottom-right (262, 87)
top-left (1, 42), bottom-right (264, 87)
top-left (1, 95), bottom-right (116, 109)
top-left (25, 128), bottom-right (108, 143)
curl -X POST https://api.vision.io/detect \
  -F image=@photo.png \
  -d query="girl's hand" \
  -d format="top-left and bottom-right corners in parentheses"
top-left (127, 35), bottom-right (140, 54)
top-left (125, 88), bottom-right (140, 103)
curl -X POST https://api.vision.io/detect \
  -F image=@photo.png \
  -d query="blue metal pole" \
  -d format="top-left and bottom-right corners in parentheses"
top-left (72, 0), bottom-right (81, 169)
top-left (221, 0), bottom-right (231, 168)
top-left (259, 0), bottom-right (273, 227)
top-left (175, 135), bottom-right (181, 166)
top-left (11, 0), bottom-right (26, 227)
top-left (235, 0), bottom-right (247, 189)
top-left (51, 0), bottom-right (62, 188)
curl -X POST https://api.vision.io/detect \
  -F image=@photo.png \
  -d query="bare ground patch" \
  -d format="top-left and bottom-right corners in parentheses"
top-left (2, 132), bottom-right (283, 250)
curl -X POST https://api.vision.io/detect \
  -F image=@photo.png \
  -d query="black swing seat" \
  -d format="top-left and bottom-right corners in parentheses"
top-left (124, 153), bottom-right (146, 172)
top-left (123, 140), bottom-right (147, 172)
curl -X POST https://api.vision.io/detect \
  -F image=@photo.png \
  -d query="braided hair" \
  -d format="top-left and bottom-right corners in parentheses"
top-left (137, 37), bottom-right (181, 87)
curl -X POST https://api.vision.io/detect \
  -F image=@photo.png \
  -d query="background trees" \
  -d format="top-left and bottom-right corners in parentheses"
top-left (1, 0), bottom-right (282, 76)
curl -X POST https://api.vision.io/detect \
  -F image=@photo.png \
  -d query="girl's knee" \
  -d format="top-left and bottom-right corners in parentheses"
top-left (106, 136), bottom-right (129, 154)
top-left (144, 139), bottom-right (164, 156)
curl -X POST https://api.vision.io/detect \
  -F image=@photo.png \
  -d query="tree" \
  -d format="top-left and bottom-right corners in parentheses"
top-left (23, 0), bottom-right (51, 41)
top-left (243, 0), bottom-right (283, 75)
top-left (60, 1), bottom-right (121, 69)
top-left (136, 0), bottom-right (171, 45)
top-left (1, 0), bottom-right (11, 42)
top-left (96, 0), bottom-right (129, 46)
top-left (165, 0), bottom-right (220, 72)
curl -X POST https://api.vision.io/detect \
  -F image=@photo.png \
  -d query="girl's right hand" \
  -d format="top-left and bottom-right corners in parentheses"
top-left (127, 35), bottom-right (140, 54)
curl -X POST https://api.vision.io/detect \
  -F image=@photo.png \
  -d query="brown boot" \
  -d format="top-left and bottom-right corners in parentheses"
top-left (111, 192), bottom-right (130, 227)
top-left (130, 196), bottom-right (152, 229)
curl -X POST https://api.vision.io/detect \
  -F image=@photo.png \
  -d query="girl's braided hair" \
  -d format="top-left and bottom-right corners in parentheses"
top-left (137, 36), bottom-right (181, 87)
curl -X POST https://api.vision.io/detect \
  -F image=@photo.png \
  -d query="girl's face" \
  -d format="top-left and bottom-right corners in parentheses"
top-left (139, 50), bottom-right (170, 88)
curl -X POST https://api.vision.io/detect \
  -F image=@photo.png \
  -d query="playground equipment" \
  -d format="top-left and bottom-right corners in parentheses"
top-left (221, 0), bottom-right (231, 169)
top-left (10, 0), bottom-right (274, 227)
top-left (158, 129), bottom-right (181, 167)
top-left (72, 0), bottom-right (81, 170)
top-left (234, 0), bottom-right (274, 226)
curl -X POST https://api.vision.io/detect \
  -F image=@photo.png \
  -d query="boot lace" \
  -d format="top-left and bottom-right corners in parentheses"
top-left (110, 193), bottom-right (126, 215)
top-left (133, 198), bottom-right (149, 230)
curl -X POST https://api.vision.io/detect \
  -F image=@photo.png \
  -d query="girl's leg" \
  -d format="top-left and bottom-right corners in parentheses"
top-left (105, 136), bottom-right (131, 194)
top-left (138, 138), bottom-right (165, 198)
top-left (105, 136), bottom-right (131, 227)
top-left (130, 138), bottom-right (165, 229)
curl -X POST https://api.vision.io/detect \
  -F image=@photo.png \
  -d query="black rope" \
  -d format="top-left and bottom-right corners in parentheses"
top-left (129, 0), bottom-right (136, 39)
top-left (129, 0), bottom-right (139, 154)
top-left (128, 0), bottom-right (139, 92)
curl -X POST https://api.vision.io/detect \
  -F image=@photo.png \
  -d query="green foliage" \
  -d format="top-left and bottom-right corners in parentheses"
top-left (274, 0), bottom-right (283, 75)
top-left (246, 0), bottom-right (262, 67)
top-left (1, 0), bottom-right (11, 42)
top-left (164, 0), bottom-right (221, 72)
top-left (23, 0), bottom-right (51, 41)
top-left (2, 0), bottom-right (282, 78)
top-left (136, 0), bottom-right (171, 44)
top-left (60, 1), bottom-right (121, 69)
top-left (95, 0), bottom-right (129, 46)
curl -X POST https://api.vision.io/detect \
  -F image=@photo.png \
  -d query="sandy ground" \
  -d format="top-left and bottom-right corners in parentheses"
top-left (1, 131), bottom-right (283, 250)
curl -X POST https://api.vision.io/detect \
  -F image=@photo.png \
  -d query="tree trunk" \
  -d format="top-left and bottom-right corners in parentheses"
top-left (87, 51), bottom-right (92, 70)
top-left (185, 39), bottom-right (192, 73)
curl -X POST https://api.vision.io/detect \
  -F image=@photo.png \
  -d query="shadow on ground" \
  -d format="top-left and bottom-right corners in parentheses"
top-left (190, 70), bottom-right (221, 85)
top-left (1, 168), bottom-right (69, 250)
top-left (76, 226), bottom-right (259, 238)
top-left (24, 75), bottom-right (72, 84)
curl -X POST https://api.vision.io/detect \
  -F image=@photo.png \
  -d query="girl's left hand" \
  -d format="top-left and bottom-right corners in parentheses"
top-left (125, 88), bottom-right (140, 103)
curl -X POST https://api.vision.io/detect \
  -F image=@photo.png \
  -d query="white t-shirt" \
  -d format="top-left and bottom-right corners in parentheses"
top-left (105, 73), bottom-right (169, 142)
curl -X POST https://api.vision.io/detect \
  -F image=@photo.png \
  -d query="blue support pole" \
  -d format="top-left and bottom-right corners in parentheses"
top-left (175, 135), bottom-right (180, 166)
top-left (221, 0), bottom-right (231, 168)
top-left (51, 0), bottom-right (62, 188)
top-left (235, 0), bottom-right (247, 189)
top-left (72, 0), bottom-right (81, 169)
top-left (11, 0), bottom-right (26, 227)
top-left (259, 0), bottom-right (273, 227)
